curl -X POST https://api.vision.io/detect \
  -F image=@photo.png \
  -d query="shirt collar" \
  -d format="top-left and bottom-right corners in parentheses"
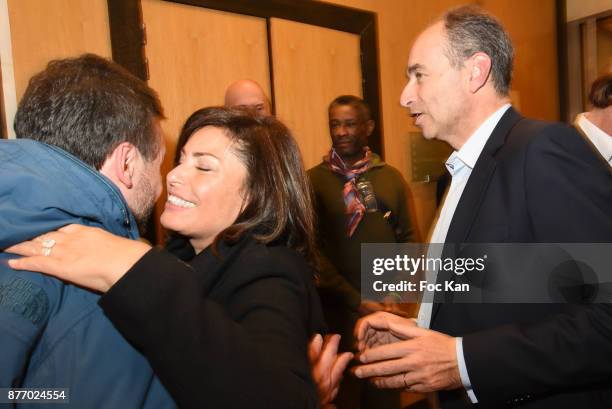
top-left (575, 113), bottom-right (612, 163)
top-left (450, 103), bottom-right (512, 172)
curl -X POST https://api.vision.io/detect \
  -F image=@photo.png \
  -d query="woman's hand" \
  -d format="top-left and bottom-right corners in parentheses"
top-left (308, 333), bottom-right (353, 407)
top-left (5, 224), bottom-right (151, 292)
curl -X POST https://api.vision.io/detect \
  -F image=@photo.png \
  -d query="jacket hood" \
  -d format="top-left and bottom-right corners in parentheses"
top-left (0, 139), bottom-right (138, 248)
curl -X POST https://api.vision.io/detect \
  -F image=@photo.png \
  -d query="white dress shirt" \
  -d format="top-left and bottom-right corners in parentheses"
top-left (417, 103), bottom-right (511, 404)
top-left (574, 113), bottom-right (612, 167)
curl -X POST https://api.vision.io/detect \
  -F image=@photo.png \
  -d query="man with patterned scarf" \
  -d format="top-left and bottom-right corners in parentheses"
top-left (308, 95), bottom-right (415, 409)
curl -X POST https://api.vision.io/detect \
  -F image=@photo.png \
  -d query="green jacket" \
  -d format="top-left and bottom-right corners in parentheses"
top-left (308, 153), bottom-right (415, 311)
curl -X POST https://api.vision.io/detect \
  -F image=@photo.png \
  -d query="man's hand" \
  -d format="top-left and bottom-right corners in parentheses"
top-left (355, 310), bottom-right (416, 350)
top-left (308, 334), bottom-right (353, 408)
top-left (353, 312), bottom-right (462, 393)
top-left (358, 298), bottom-right (410, 318)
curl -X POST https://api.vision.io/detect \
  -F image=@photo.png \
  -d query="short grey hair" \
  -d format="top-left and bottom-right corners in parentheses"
top-left (442, 5), bottom-right (514, 96)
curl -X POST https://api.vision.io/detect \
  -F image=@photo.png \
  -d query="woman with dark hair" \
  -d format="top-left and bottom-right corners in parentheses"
top-left (8, 107), bottom-right (328, 408)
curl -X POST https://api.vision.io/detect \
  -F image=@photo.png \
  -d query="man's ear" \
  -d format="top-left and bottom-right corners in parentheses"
top-left (99, 142), bottom-right (140, 190)
top-left (467, 53), bottom-right (492, 93)
top-left (366, 119), bottom-right (375, 137)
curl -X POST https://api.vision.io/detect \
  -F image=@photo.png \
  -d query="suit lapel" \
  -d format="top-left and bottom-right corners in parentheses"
top-left (431, 107), bottom-right (523, 322)
top-left (443, 160), bottom-right (497, 244)
top-left (446, 107), bottom-right (522, 243)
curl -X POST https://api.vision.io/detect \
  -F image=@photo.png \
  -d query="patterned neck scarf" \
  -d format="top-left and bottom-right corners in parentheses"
top-left (324, 147), bottom-right (371, 237)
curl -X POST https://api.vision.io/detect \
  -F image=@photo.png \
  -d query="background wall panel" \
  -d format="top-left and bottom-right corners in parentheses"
top-left (483, 0), bottom-right (559, 122)
top-left (141, 0), bottom-right (270, 150)
top-left (270, 18), bottom-right (362, 169)
top-left (567, 0), bottom-right (611, 21)
top-left (8, 0), bottom-right (111, 101)
top-left (2, 0), bottom-right (110, 138)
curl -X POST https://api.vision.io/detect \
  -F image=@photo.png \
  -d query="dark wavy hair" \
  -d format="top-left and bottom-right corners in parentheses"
top-left (173, 107), bottom-right (318, 265)
top-left (14, 54), bottom-right (164, 169)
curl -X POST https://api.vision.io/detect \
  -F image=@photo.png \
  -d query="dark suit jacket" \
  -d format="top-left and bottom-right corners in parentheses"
top-left (431, 107), bottom-right (612, 408)
top-left (99, 234), bottom-right (326, 409)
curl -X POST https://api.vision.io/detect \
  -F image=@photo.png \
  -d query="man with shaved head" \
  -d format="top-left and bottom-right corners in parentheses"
top-left (224, 79), bottom-right (272, 117)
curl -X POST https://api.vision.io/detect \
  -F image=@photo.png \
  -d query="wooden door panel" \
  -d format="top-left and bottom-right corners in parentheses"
top-left (8, 0), bottom-right (111, 101)
top-left (142, 0), bottom-right (270, 149)
top-left (270, 18), bottom-right (362, 169)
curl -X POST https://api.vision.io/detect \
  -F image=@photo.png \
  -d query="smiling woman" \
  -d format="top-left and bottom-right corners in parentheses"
top-left (162, 125), bottom-right (249, 253)
top-left (7, 107), bottom-right (326, 409)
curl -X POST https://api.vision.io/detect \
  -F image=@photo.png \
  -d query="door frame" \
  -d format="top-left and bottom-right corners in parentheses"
top-left (106, 0), bottom-right (384, 155)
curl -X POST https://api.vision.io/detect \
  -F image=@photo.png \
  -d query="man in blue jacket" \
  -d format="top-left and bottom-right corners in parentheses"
top-left (0, 54), bottom-right (175, 408)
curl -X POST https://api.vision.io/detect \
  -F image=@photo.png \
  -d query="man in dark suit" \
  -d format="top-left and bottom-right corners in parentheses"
top-left (352, 5), bottom-right (612, 408)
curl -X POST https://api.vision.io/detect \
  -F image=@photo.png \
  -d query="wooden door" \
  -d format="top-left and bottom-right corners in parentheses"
top-left (270, 18), bottom-right (362, 169)
top-left (2, 0), bottom-right (111, 138)
top-left (141, 0), bottom-right (271, 152)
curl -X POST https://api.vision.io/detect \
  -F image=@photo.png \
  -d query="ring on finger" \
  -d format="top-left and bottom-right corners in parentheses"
top-left (41, 238), bottom-right (56, 256)
top-left (403, 372), bottom-right (411, 389)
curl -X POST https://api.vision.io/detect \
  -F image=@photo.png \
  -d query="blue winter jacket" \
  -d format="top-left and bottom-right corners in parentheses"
top-left (0, 140), bottom-right (175, 408)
